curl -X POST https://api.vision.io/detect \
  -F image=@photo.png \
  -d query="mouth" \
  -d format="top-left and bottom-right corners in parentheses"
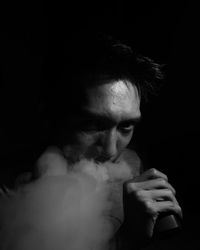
top-left (94, 155), bottom-right (120, 164)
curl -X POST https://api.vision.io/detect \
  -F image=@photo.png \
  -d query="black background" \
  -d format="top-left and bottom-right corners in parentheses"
top-left (0, 1), bottom-right (200, 248)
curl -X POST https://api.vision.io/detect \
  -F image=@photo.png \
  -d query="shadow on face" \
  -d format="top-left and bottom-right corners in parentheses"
top-left (58, 79), bottom-right (141, 163)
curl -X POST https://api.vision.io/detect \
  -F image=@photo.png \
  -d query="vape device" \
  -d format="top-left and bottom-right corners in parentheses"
top-left (154, 214), bottom-right (182, 237)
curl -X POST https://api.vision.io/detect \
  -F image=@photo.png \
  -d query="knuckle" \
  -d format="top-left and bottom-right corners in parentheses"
top-left (126, 182), bottom-right (137, 193)
top-left (150, 168), bottom-right (158, 175)
top-left (166, 190), bottom-right (175, 201)
top-left (163, 174), bottom-right (168, 181)
top-left (159, 178), bottom-right (167, 186)
top-left (178, 205), bottom-right (182, 213)
top-left (144, 200), bottom-right (156, 214)
top-left (166, 189), bottom-right (173, 196)
top-left (176, 204), bottom-right (182, 214)
top-left (179, 207), bottom-right (183, 218)
top-left (171, 201), bottom-right (180, 211)
top-left (135, 190), bottom-right (144, 200)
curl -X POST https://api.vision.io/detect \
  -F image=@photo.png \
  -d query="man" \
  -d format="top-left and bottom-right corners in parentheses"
top-left (0, 32), bottom-right (182, 249)
top-left (36, 32), bottom-right (182, 247)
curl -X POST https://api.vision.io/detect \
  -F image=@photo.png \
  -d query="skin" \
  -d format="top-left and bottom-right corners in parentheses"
top-left (37, 79), bottom-right (182, 244)
top-left (122, 168), bottom-right (182, 245)
top-left (72, 79), bottom-right (141, 163)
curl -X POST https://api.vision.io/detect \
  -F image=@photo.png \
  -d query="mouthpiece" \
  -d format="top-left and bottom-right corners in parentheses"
top-left (154, 214), bottom-right (182, 237)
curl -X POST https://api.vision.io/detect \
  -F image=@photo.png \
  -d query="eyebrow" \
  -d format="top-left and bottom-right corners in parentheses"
top-left (80, 110), bottom-right (142, 125)
top-left (119, 117), bottom-right (142, 125)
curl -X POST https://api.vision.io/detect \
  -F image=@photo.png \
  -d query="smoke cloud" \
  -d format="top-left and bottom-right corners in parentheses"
top-left (0, 147), bottom-right (133, 250)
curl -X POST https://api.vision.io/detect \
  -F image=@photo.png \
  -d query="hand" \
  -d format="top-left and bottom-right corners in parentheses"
top-left (122, 168), bottom-right (182, 244)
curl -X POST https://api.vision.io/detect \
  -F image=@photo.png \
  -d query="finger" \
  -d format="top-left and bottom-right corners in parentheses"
top-left (129, 189), bottom-right (177, 204)
top-left (133, 168), bottom-right (168, 182)
top-left (152, 201), bottom-right (182, 218)
top-left (147, 189), bottom-right (177, 203)
top-left (127, 178), bottom-right (176, 194)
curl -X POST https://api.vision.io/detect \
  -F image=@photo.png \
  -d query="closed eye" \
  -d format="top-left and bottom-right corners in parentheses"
top-left (117, 118), bottom-right (141, 134)
top-left (118, 123), bottom-right (134, 134)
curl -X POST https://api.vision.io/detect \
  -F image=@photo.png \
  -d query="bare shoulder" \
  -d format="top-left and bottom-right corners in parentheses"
top-left (121, 148), bottom-right (142, 178)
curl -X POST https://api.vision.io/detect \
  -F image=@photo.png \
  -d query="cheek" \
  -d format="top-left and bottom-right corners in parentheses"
top-left (75, 132), bottom-right (103, 159)
top-left (117, 132), bottom-right (133, 150)
top-left (76, 132), bottom-right (99, 148)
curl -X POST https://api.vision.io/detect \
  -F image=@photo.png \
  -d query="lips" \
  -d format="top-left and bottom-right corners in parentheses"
top-left (94, 154), bottom-right (120, 164)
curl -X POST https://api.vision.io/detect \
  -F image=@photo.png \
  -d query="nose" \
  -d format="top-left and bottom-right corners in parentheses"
top-left (101, 129), bottom-right (118, 161)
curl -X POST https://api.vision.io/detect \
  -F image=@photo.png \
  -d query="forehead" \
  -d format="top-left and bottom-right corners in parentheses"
top-left (83, 80), bottom-right (141, 121)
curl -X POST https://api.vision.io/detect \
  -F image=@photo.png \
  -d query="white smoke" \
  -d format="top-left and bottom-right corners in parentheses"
top-left (0, 147), bottom-right (133, 250)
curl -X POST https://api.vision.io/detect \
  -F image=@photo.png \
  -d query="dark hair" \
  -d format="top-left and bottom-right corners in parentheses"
top-left (40, 32), bottom-right (164, 122)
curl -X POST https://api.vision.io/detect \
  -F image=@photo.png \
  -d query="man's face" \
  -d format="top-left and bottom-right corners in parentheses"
top-left (65, 80), bottom-right (141, 163)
